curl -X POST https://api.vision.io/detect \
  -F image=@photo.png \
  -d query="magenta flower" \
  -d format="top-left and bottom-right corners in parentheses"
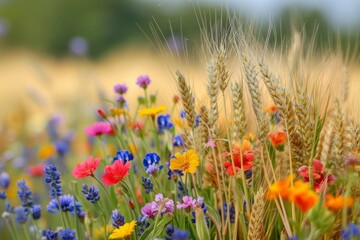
top-left (298, 159), bottom-right (335, 192)
top-left (136, 75), bottom-right (151, 89)
top-left (155, 193), bottom-right (174, 214)
top-left (84, 122), bottom-right (114, 137)
top-left (177, 196), bottom-right (197, 212)
top-left (141, 202), bottom-right (159, 218)
top-left (114, 84), bottom-right (128, 94)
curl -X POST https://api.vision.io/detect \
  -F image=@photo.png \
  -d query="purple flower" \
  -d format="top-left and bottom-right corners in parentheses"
top-left (59, 228), bottom-right (76, 240)
top-left (14, 206), bottom-right (29, 224)
top-left (111, 209), bottom-right (125, 228)
top-left (177, 196), bottom-right (197, 211)
top-left (136, 75), bottom-right (151, 89)
top-left (154, 193), bottom-right (174, 214)
top-left (0, 172), bottom-right (10, 189)
top-left (141, 201), bottom-right (159, 218)
top-left (41, 229), bottom-right (58, 240)
top-left (114, 84), bottom-right (128, 94)
top-left (32, 204), bottom-right (42, 220)
top-left (69, 37), bottom-right (88, 56)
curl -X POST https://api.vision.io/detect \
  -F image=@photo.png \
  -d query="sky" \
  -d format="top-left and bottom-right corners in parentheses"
top-left (143, 0), bottom-right (360, 29)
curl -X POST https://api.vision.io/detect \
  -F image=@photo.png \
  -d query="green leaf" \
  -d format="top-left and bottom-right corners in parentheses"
top-left (139, 214), bottom-right (173, 240)
top-left (195, 208), bottom-right (210, 240)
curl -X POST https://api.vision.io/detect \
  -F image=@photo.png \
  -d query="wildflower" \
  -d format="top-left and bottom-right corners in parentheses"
top-left (223, 140), bottom-right (254, 176)
top-left (325, 194), bottom-right (353, 211)
top-left (173, 229), bottom-right (190, 240)
top-left (173, 95), bottom-right (180, 104)
top-left (14, 206), bottom-right (29, 224)
top-left (265, 105), bottom-right (278, 113)
top-left (165, 225), bottom-right (175, 240)
top-left (113, 150), bottom-right (134, 164)
top-left (110, 108), bottom-right (125, 117)
top-left (342, 223), bottom-right (360, 240)
top-left (17, 180), bottom-right (33, 208)
top-left (116, 95), bottom-right (126, 106)
top-left (142, 177), bottom-right (153, 194)
top-left (114, 84), bottom-right (128, 95)
top-left (44, 165), bottom-right (63, 198)
top-left (133, 121), bottom-right (144, 132)
top-left (5, 202), bottom-right (14, 213)
top-left (136, 75), bottom-right (151, 89)
top-left (143, 153), bottom-right (163, 175)
top-left (289, 180), bottom-right (318, 212)
top-left (59, 228), bottom-right (76, 240)
top-left (169, 149), bottom-right (200, 174)
top-left (205, 139), bottom-right (216, 148)
top-left (40, 229), bottom-right (59, 240)
top-left (111, 209), bottom-right (125, 228)
top-left (38, 144), bottom-right (56, 160)
top-left (109, 220), bottom-right (137, 239)
top-left (141, 201), bottom-right (159, 218)
top-left (136, 215), bottom-right (150, 236)
top-left (31, 204), bottom-right (42, 220)
top-left (154, 193), bottom-right (174, 215)
top-left (173, 135), bottom-right (184, 147)
top-left (158, 114), bottom-right (173, 131)
top-left (97, 109), bottom-right (107, 119)
top-left (138, 105), bottom-right (166, 117)
top-left (298, 159), bottom-right (335, 192)
top-left (266, 175), bottom-right (293, 200)
top-left (268, 131), bottom-right (287, 150)
top-left (28, 164), bottom-right (45, 177)
top-left (177, 196), bottom-right (197, 212)
top-left (47, 195), bottom-right (74, 213)
top-left (72, 156), bottom-right (101, 178)
top-left (81, 184), bottom-right (100, 204)
top-left (0, 191), bottom-right (6, 199)
top-left (0, 172), bottom-right (10, 189)
top-left (84, 121), bottom-right (114, 137)
top-left (177, 181), bottom-right (188, 198)
top-left (222, 203), bottom-right (235, 224)
top-left (102, 160), bottom-right (131, 186)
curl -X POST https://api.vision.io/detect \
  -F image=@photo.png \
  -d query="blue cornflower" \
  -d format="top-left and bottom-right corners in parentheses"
top-left (136, 215), bottom-right (150, 236)
top-left (342, 223), bottom-right (360, 240)
top-left (14, 206), bottom-right (29, 224)
top-left (113, 150), bottom-right (134, 164)
top-left (142, 176), bottom-right (153, 194)
top-left (165, 225), bottom-right (175, 240)
top-left (47, 195), bottom-right (74, 213)
top-left (81, 184), bottom-right (100, 204)
top-left (221, 203), bottom-right (235, 224)
top-left (31, 204), bottom-right (42, 220)
top-left (54, 139), bottom-right (70, 157)
top-left (40, 229), bottom-right (58, 240)
top-left (0, 191), bottom-right (6, 199)
top-left (0, 172), bottom-right (10, 189)
top-left (180, 110), bottom-right (186, 118)
top-left (44, 165), bottom-right (62, 199)
top-left (5, 201), bottom-right (14, 213)
top-left (143, 153), bottom-right (163, 175)
top-left (173, 229), bottom-right (190, 240)
top-left (111, 209), bottom-right (125, 228)
top-left (173, 135), bottom-right (184, 147)
top-left (17, 180), bottom-right (33, 208)
top-left (157, 114), bottom-right (173, 131)
top-left (59, 228), bottom-right (76, 240)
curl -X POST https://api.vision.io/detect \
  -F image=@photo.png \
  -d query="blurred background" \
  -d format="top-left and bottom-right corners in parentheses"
top-left (0, 0), bottom-right (359, 153)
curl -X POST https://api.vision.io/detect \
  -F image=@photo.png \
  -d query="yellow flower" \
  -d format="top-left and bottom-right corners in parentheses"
top-left (170, 149), bottom-right (200, 174)
top-left (38, 144), bottom-right (56, 160)
top-left (138, 105), bottom-right (166, 116)
top-left (110, 108), bottom-right (125, 117)
top-left (109, 220), bottom-right (136, 240)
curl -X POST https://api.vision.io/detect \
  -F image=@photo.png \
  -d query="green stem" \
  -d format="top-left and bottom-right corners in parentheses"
top-left (91, 175), bottom-right (113, 206)
top-left (95, 202), bottom-right (108, 239)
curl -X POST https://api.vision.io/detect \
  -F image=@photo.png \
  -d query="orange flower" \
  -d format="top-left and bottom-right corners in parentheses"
top-left (268, 131), bottom-right (287, 148)
top-left (325, 194), bottom-right (353, 211)
top-left (222, 140), bottom-right (254, 175)
top-left (265, 105), bottom-right (278, 113)
top-left (289, 180), bottom-right (318, 212)
top-left (266, 175), bottom-right (293, 200)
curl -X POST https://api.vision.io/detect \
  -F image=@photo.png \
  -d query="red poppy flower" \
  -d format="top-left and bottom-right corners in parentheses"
top-left (73, 156), bottom-right (101, 179)
top-left (222, 140), bottom-right (254, 176)
top-left (102, 160), bottom-right (131, 186)
top-left (268, 131), bottom-right (287, 148)
top-left (28, 164), bottom-right (45, 177)
top-left (298, 159), bottom-right (335, 192)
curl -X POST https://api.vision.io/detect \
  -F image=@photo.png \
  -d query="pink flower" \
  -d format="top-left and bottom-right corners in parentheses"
top-left (101, 160), bottom-right (131, 186)
top-left (154, 194), bottom-right (174, 214)
top-left (298, 159), bottom-right (335, 192)
top-left (73, 156), bottom-right (101, 178)
top-left (85, 121), bottom-right (114, 137)
top-left (141, 202), bottom-right (159, 218)
top-left (177, 196), bottom-right (197, 212)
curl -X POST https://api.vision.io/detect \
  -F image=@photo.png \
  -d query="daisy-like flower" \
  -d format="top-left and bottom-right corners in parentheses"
top-left (138, 105), bottom-right (166, 117)
top-left (84, 121), bottom-right (114, 137)
top-left (325, 194), bottom-right (353, 212)
top-left (109, 220), bottom-right (136, 240)
top-left (298, 159), bottom-right (335, 192)
top-left (102, 160), bottom-right (131, 186)
top-left (73, 156), bottom-right (101, 179)
top-left (222, 140), bottom-right (254, 176)
top-left (169, 150), bottom-right (200, 174)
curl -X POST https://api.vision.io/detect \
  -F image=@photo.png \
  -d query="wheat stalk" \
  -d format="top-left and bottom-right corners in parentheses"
top-left (247, 187), bottom-right (265, 240)
top-left (231, 81), bottom-right (247, 140)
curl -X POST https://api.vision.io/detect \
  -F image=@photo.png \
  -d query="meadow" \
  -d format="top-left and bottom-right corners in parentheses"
top-left (0, 18), bottom-right (360, 240)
